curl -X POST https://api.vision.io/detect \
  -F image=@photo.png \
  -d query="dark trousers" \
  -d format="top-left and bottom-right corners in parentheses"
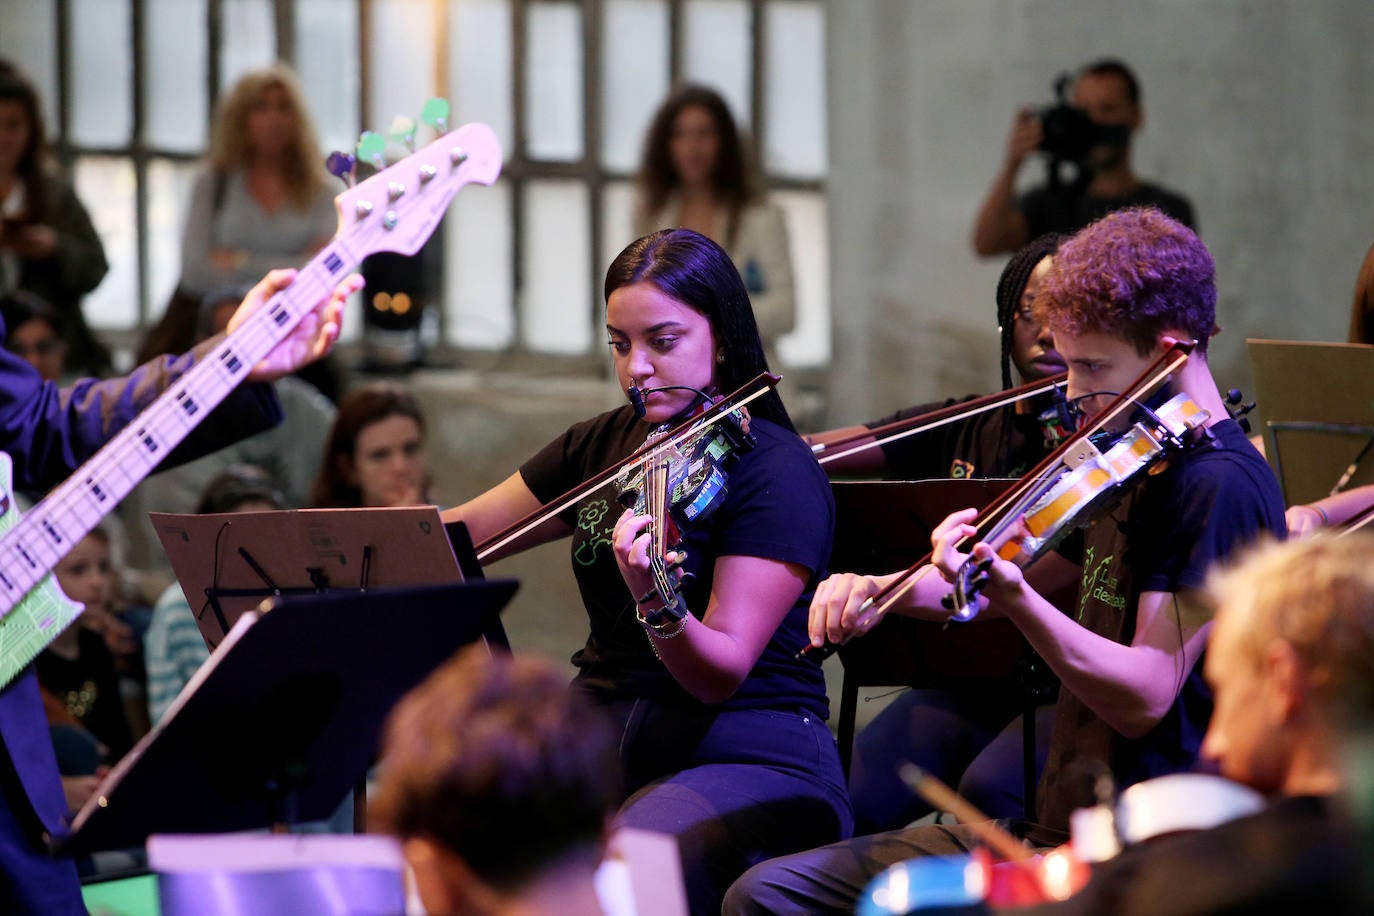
top-left (592, 695), bottom-right (853, 916)
top-left (850, 689), bottom-right (1056, 833)
top-left (723, 819), bottom-right (1067, 915)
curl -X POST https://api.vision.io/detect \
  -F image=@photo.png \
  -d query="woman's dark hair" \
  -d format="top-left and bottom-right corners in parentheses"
top-left (196, 464), bottom-right (287, 514)
top-left (604, 228), bottom-right (791, 431)
top-left (309, 381), bottom-right (426, 508)
top-left (635, 84), bottom-right (758, 247)
top-left (0, 289), bottom-right (63, 338)
top-left (0, 65), bottom-right (53, 226)
top-left (995, 233), bottom-right (1064, 389)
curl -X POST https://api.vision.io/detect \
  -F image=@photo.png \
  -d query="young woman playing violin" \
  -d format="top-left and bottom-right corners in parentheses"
top-left (440, 228), bottom-right (851, 915)
top-left (724, 207), bottom-right (1287, 915)
top-left (808, 232), bottom-right (1068, 481)
top-left (809, 234), bottom-right (1068, 836)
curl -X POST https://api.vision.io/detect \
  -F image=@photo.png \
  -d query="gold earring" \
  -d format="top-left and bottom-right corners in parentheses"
top-left (716, 350), bottom-right (725, 364)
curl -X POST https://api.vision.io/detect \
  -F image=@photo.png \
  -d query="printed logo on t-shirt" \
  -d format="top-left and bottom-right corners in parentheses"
top-left (572, 498), bottom-right (613, 567)
top-left (1079, 546), bottom-right (1125, 618)
top-left (949, 459), bottom-right (975, 479)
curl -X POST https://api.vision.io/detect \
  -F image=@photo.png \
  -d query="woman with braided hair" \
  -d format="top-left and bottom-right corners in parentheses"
top-left (802, 234), bottom-right (1067, 835)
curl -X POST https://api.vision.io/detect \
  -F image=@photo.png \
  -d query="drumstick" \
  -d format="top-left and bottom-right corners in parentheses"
top-left (899, 763), bottom-right (1034, 863)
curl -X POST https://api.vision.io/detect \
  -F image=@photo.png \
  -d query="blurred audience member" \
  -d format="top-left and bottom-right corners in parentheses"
top-left (0, 63), bottom-right (111, 375)
top-left (634, 84), bottom-right (795, 366)
top-left (145, 465), bottom-right (286, 724)
top-left (0, 289), bottom-right (67, 382)
top-left (140, 63), bottom-right (341, 401)
top-left (39, 527), bottom-right (136, 784)
top-left (309, 380), bottom-right (428, 509)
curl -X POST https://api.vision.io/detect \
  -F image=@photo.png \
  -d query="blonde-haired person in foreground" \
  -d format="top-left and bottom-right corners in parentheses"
top-left (1011, 532), bottom-right (1372, 914)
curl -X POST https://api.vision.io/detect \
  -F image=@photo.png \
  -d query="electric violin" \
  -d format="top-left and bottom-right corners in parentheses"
top-left (803, 340), bottom-right (1206, 660)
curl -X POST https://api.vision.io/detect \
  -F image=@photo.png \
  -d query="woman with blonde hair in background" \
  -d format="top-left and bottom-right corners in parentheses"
top-left (140, 64), bottom-right (341, 399)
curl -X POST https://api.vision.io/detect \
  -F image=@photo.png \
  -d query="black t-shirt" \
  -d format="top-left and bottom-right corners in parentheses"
top-left (36, 628), bottom-right (134, 762)
top-left (870, 398), bottom-right (1053, 481)
top-left (1019, 181), bottom-right (1196, 240)
top-left (519, 406), bottom-right (834, 717)
top-left (1036, 419), bottom-right (1286, 831)
top-left (1019, 795), bottom-right (1367, 915)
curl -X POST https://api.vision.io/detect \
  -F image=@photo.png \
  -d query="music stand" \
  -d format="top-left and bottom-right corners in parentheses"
top-left (53, 580), bottom-right (518, 854)
top-left (151, 506), bottom-right (464, 650)
top-left (1247, 339), bottom-right (1374, 505)
top-left (829, 479), bottom-right (1066, 819)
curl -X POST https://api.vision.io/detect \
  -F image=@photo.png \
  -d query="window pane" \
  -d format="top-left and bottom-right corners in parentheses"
top-left (146, 0), bottom-right (208, 153)
top-left (525, 2), bottom-right (584, 161)
top-left (764, 1), bottom-right (826, 178)
top-left (446, 180), bottom-right (514, 349)
top-left (368, 0), bottom-right (435, 145)
top-left (219, 0), bottom-right (276, 90)
top-left (449, 0), bottom-right (513, 157)
top-left (146, 158), bottom-right (200, 316)
top-left (601, 0), bottom-right (669, 173)
top-left (73, 157), bottom-right (138, 328)
top-left (296, 0), bottom-right (361, 156)
top-left (772, 190), bottom-right (828, 367)
top-left (683, 0), bottom-right (750, 124)
top-left (70, 0), bottom-right (132, 147)
top-left (521, 180), bottom-right (591, 353)
top-left (600, 179), bottom-right (637, 273)
top-left (0, 0), bottom-right (59, 131)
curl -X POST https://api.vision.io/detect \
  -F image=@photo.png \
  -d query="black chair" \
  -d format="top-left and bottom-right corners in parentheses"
top-left (827, 480), bottom-right (1050, 816)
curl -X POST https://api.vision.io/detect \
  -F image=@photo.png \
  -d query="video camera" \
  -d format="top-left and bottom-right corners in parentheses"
top-left (1037, 73), bottom-right (1128, 165)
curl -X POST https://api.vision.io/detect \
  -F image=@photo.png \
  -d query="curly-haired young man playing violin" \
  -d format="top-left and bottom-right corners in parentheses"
top-left (725, 207), bottom-right (1287, 914)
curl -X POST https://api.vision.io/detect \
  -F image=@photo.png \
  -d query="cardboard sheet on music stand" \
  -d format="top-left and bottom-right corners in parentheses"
top-left (151, 506), bottom-right (463, 650)
top-left (56, 580), bottom-right (518, 853)
top-left (1247, 339), bottom-right (1374, 505)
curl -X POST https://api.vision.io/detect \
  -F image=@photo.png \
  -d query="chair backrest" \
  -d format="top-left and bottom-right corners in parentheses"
top-left (148, 834), bottom-right (406, 916)
top-left (828, 480), bottom-right (1031, 775)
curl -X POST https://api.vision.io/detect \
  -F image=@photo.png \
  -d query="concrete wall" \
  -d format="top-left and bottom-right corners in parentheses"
top-left (824, 0), bottom-right (1374, 428)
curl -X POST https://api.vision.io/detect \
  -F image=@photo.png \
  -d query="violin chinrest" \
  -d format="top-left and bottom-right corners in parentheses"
top-left (1114, 773), bottom-right (1264, 844)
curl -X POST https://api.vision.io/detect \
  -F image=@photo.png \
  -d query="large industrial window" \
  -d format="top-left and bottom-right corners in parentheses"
top-left (0, 0), bottom-right (828, 369)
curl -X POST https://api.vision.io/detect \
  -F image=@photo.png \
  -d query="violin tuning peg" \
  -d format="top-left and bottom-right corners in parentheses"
top-left (420, 96), bottom-right (451, 133)
top-left (388, 115), bottom-right (418, 152)
top-left (325, 150), bottom-right (357, 187)
top-left (355, 131), bottom-right (387, 170)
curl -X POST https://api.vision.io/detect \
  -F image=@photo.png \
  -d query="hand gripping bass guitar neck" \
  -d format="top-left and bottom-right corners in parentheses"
top-left (0, 107), bottom-right (501, 688)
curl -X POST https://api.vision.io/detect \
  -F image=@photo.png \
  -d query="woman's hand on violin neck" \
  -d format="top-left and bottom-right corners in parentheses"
top-left (612, 508), bottom-right (681, 598)
top-left (808, 572), bottom-right (889, 648)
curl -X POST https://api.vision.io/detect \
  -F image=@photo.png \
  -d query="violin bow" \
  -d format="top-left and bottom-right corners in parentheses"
top-left (802, 341), bottom-right (1195, 661)
top-left (474, 372), bottom-right (780, 563)
top-left (813, 373), bottom-right (1068, 467)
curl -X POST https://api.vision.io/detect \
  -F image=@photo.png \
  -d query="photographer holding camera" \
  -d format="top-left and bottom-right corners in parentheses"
top-left (971, 59), bottom-right (1195, 258)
